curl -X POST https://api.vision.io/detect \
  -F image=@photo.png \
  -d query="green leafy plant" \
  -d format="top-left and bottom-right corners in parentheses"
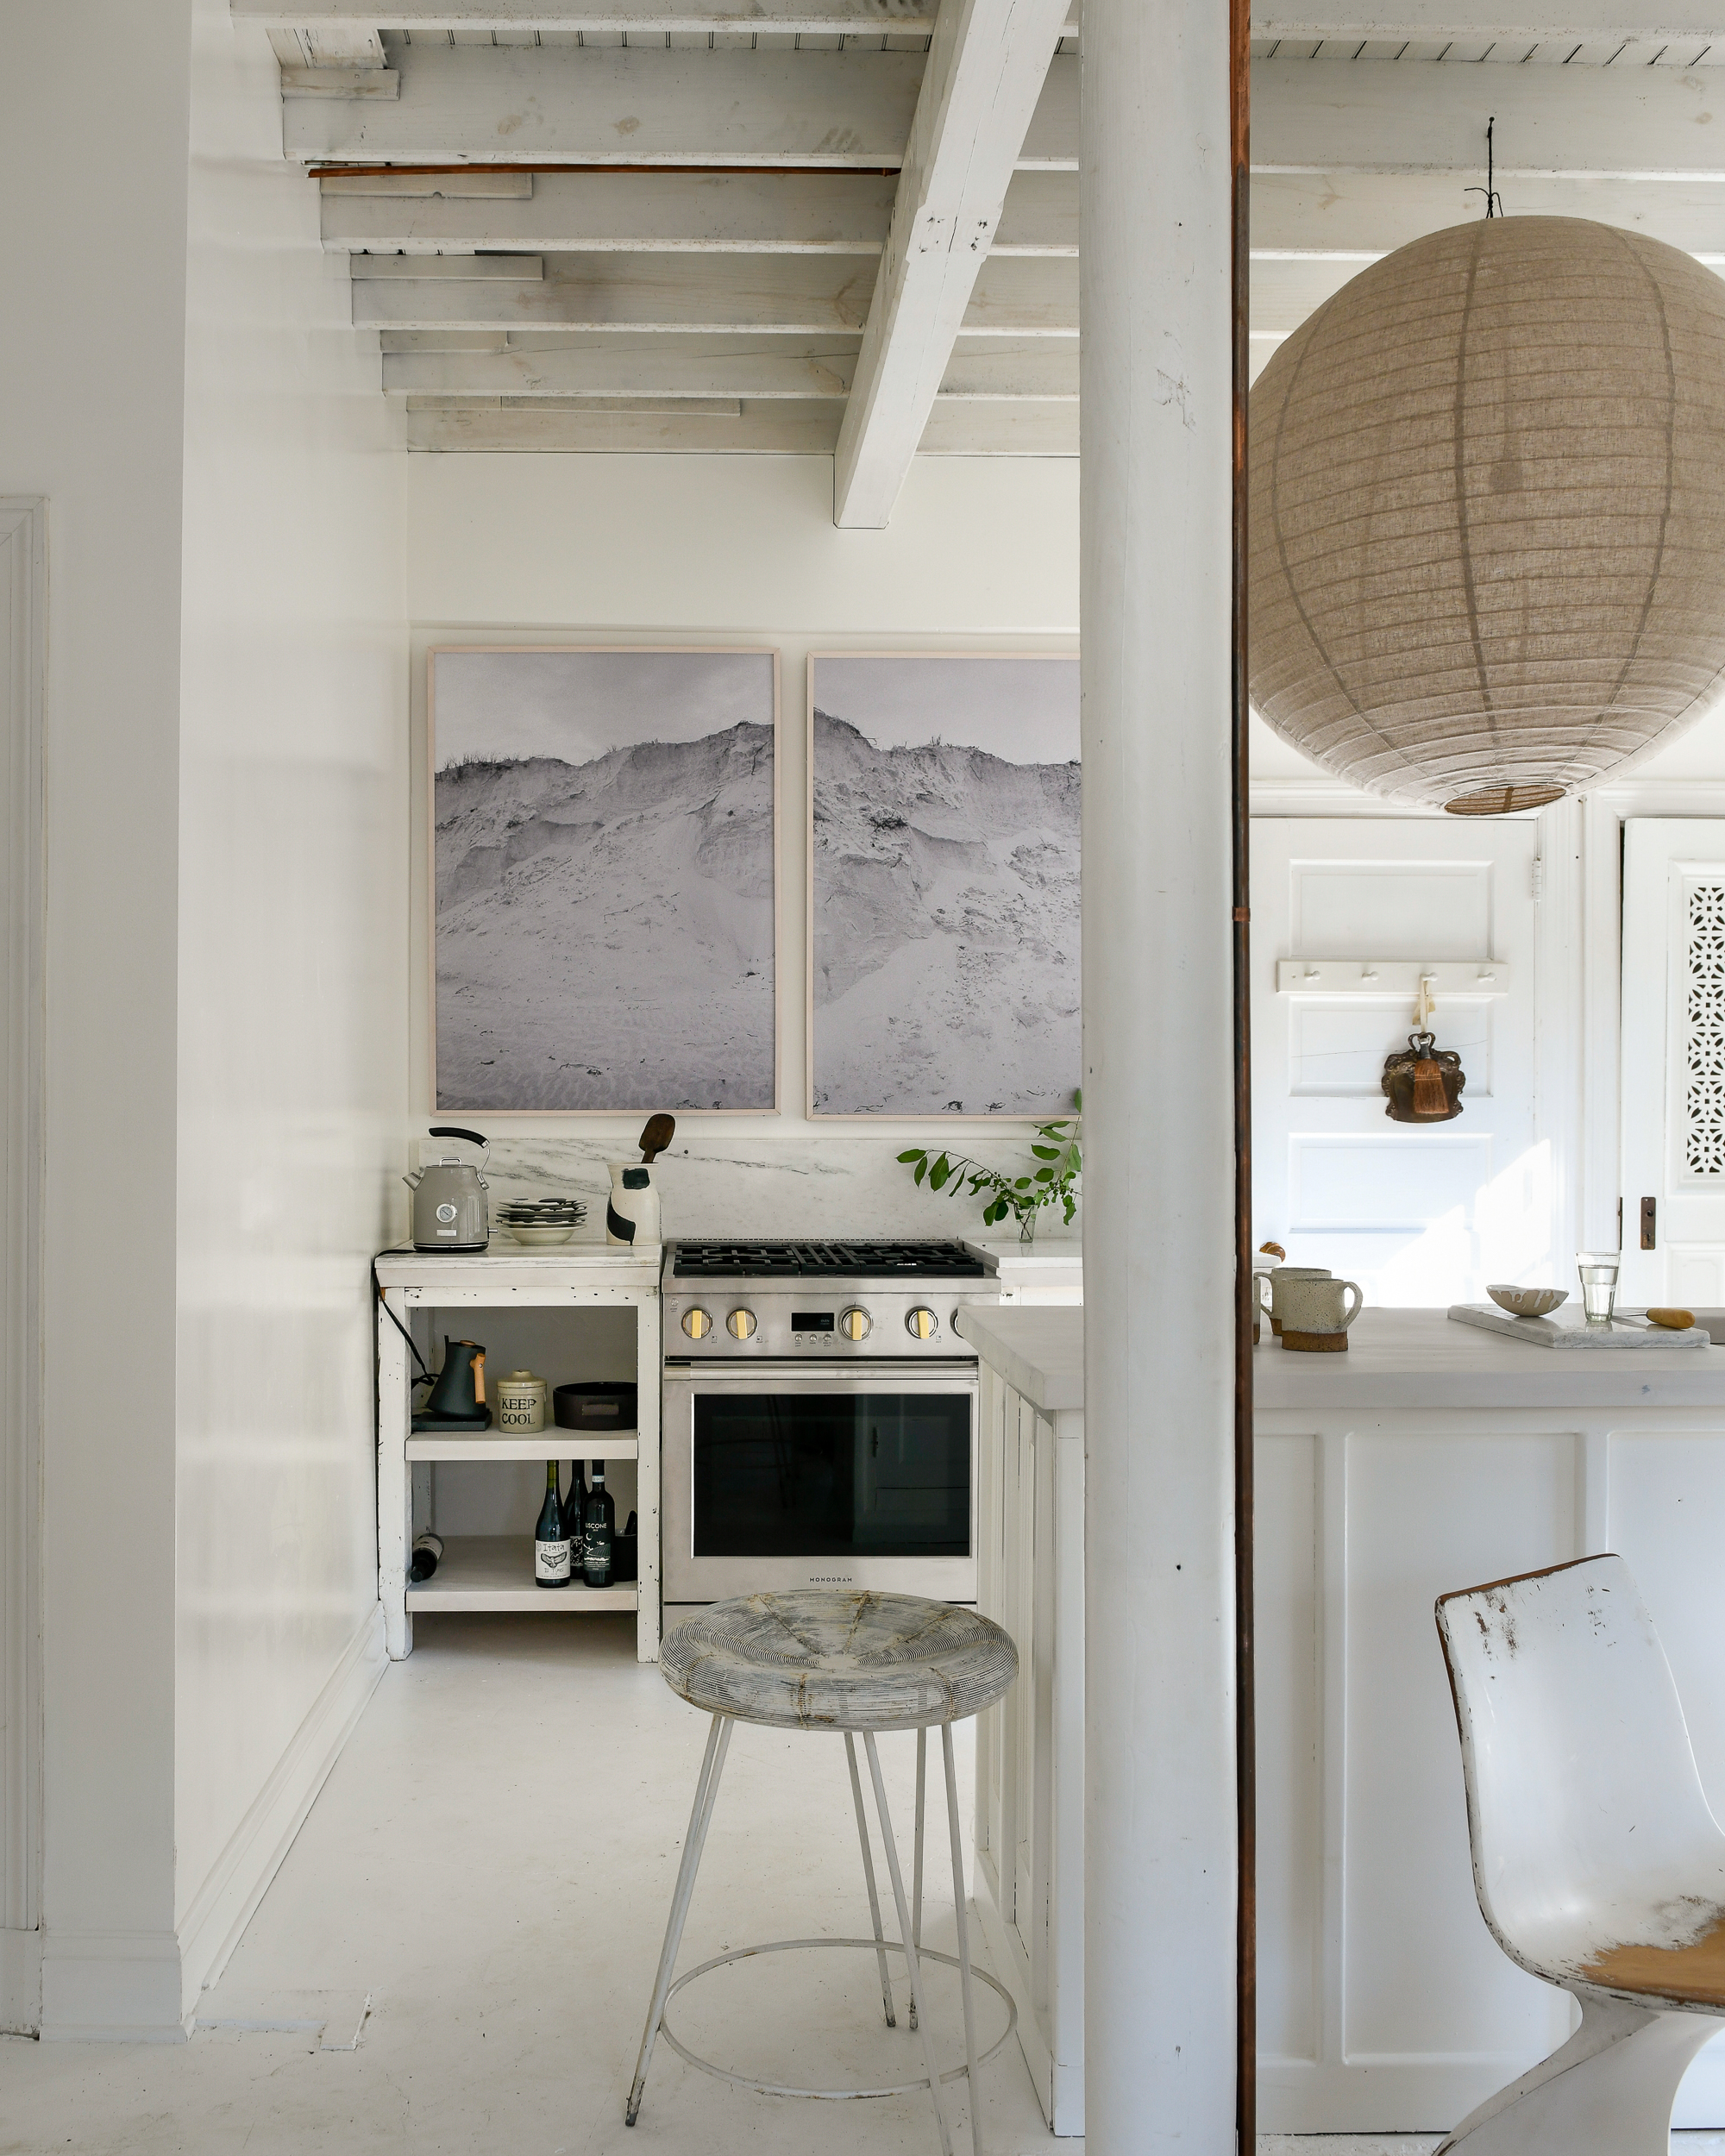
top-left (896, 1091), bottom-right (1082, 1243)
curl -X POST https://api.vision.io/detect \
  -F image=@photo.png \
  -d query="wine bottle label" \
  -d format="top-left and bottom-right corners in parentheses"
top-left (535, 1538), bottom-right (572, 1582)
top-left (583, 1530), bottom-right (613, 1586)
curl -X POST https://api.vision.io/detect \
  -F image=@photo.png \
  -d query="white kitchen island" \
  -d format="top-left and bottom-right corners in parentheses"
top-left (960, 1303), bottom-right (1725, 2138)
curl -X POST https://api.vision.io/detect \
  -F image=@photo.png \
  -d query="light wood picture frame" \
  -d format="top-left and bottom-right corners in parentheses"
top-left (430, 643), bottom-right (780, 1115)
top-left (806, 650), bottom-right (1081, 1119)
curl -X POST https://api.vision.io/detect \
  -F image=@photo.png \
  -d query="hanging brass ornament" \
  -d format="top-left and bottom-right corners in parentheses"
top-left (1249, 216), bottom-right (1725, 813)
top-left (1382, 1032), bottom-right (1465, 1123)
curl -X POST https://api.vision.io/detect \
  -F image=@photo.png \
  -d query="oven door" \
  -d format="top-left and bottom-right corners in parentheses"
top-left (662, 1363), bottom-right (979, 1606)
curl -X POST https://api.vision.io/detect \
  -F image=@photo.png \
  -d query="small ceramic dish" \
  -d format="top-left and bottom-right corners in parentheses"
top-left (505, 1224), bottom-right (578, 1247)
top-left (1487, 1284), bottom-right (1569, 1318)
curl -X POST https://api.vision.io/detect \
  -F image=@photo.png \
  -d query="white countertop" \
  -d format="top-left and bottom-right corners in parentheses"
top-left (963, 1237), bottom-right (1082, 1280)
top-left (956, 1306), bottom-right (1084, 1412)
top-left (957, 1305), bottom-right (1725, 1413)
top-left (374, 1240), bottom-right (661, 1288)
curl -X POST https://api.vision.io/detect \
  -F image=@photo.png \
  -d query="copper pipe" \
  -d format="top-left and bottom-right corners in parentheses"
top-left (1231, 0), bottom-right (1257, 2143)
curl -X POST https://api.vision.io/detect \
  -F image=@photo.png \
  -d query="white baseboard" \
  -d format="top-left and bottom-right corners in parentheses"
top-left (0, 1926), bottom-right (41, 2034)
top-left (175, 1602), bottom-right (386, 2023)
top-left (39, 1929), bottom-right (186, 2041)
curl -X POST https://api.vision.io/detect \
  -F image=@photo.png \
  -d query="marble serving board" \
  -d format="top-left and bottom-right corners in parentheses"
top-left (1449, 1303), bottom-right (1711, 1350)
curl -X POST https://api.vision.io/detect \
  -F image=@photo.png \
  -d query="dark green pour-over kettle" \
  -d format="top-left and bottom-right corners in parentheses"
top-left (412, 1338), bottom-right (491, 1432)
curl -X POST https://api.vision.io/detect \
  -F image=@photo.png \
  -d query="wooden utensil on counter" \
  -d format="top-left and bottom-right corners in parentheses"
top-left (638, 1113), bottom-right (675, 1163)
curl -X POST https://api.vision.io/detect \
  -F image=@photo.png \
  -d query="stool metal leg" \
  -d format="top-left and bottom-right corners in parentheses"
top-left (942, 1721), bottom-right (983, 2156)
top-left (844, 1732), bottom-right (898, 2029)
top-left (626, 1713), bottom-right (733, 2127)
top-left (863, 1731), bottom-right (953, 2156)
top-left (910, 1727), bottom-right (927, 2031)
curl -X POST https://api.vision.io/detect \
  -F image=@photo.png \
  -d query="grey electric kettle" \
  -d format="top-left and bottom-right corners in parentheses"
top-left (405, 1126), bottom-right (490, 1252)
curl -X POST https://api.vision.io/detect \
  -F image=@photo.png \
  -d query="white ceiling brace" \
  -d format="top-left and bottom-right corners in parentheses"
top-left (1254, 53), bottom-right (1725, 176)
top-left (241, 0), bottom-right (1082, 29)
top-left (1256, 2), bottom-right (1725, 38)
top-left (831, 0), bottom-right (1070, 527)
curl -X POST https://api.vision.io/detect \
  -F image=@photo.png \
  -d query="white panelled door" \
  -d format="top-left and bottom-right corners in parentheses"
top-left (1252, 819), bottom-right (1546, 1307)
top-left (1620, 820), bottom-right (1725, 1308)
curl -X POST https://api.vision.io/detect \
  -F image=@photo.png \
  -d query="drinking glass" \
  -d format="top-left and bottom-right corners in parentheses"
top-left (1577, 1253), bottom-right (1620, 1325)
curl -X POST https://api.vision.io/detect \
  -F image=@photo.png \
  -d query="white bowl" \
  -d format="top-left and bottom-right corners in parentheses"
top-left (503, 1224), bottom-right (578, 1247)
top-left (1487, 1283), bottom-right (1568, 1318)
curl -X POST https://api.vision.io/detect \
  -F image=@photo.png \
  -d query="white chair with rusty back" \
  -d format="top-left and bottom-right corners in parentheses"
top-left (1435, 1552), bottom-right (1725, 2155)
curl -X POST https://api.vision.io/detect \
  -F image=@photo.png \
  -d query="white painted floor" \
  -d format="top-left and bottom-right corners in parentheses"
top-left (4, 1614), bottom-right (1720, 2156)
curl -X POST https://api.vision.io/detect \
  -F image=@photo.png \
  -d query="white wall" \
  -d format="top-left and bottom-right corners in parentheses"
top-left (172, 3), bottom-right (407, 2018)
top-left (405, 453), bottom-right (1084, 1242)
top-left (0, 0), bottom-right (192, 2040)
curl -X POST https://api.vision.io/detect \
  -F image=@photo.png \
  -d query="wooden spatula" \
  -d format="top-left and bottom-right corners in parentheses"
top-left (638, 1113), bottom-right (676, 1163)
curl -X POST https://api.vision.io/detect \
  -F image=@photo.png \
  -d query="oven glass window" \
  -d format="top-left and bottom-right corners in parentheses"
top-left (693, 1393), bottom-right (971, 1557)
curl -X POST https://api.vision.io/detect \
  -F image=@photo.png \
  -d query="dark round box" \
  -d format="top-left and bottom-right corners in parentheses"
top-left (553, 1381), bottom-right (639, 1432)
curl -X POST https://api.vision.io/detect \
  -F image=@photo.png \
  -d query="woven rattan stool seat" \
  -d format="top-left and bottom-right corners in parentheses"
top-left (659, 1589), bottom-right (1018, 1733)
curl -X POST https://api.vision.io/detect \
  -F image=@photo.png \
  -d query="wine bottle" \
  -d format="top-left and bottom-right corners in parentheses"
top-left (583, 1460), bottom-right (615, 1589)
top-left (534, 1461), bottom-right (571, 1589)
top-left (563, 1462), bottom-right (586, 1575)
top-left (410, 1531), bottom-right (443, 1583)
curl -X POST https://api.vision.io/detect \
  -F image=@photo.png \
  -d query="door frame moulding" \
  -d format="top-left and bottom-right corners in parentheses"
top-left (0, 498), bottom-right (46, 2036)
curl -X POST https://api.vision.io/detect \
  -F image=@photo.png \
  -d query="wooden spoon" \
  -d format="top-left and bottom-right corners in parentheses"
top-left (638, 1113), bottom-right (676, 1163)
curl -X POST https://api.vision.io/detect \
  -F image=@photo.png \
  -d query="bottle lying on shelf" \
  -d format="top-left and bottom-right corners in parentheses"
top-left (534, 1461), bottom-right (572, 1589)
top-left (583, 1462), bottom-right (615, 1589)
top-left (410, 1531), bottom-right (443, 1583)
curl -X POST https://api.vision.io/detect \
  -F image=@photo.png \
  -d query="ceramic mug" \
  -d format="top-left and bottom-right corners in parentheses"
top-left (1268, 1265), bottom-right (1330, 1338)
top-left (1277, 1275), bottom-right (1364, 1351)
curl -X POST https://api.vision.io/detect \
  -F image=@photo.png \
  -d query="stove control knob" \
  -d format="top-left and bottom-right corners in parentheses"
top-left (681, 1307), bottom-right (712, 1339)
top-left (906, 1306), bottom-right (938, 1341)
top-left (726, 1308), bottom-right (757, 1340)
top-left (838, 1306), bottom-right (872, 1342)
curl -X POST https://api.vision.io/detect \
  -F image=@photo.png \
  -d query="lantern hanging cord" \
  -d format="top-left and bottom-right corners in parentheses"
top-left (1465, 116), bottom-right (1504, 219)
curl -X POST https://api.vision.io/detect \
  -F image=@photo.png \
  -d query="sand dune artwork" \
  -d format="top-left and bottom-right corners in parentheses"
top-left (431, 647), bottom-right (777, 1112)
top-left (808, 653), bottom-right (1081, 1118)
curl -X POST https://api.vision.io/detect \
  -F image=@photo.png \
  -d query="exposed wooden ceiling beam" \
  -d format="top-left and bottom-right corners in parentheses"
top-left (378, 333), bottom-right (1077, 393)
top-left (284, 41), bottom-right (1078, 166)
top-left (402, 395), bottom-right (1075, 451)
top-left (1255, 52), bottom-right (1725, 174)
top-left (350, 250), bottom-right (1076, 328)
top-left (242, 0), bottom-right (1082, 31)
top-left (1251, 168), bottom-right (1725, 252)
top-left (831, 0), bottom-right (1070, 527)
top-left (1254, 3), bottom-right (1725, 40)
top-left (317, 165), bottom-right (1076, 251)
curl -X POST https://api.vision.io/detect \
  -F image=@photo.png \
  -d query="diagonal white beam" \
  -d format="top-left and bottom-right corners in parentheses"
top-left (832, 0), bottom-right (1070, 528)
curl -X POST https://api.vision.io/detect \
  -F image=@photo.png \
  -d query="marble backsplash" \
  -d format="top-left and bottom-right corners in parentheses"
top-left (406, 1124), bottom-right (1082, 1247)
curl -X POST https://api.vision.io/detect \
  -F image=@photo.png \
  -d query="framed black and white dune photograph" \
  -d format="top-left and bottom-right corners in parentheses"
top-left (430, 646), bottom-right (778, 1113)
top-left (807, 652), bottom-right (1081, 1119)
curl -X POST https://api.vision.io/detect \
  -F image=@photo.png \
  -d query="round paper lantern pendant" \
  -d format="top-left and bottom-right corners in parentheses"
top-left (1250, 216), bottom-right (1725, 813)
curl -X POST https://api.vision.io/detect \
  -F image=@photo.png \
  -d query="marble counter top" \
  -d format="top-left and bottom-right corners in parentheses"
top-left (957, 1304), bottom-right (1725, 1415)
top-left (1256, 1307), bottom-right (1725, 1410)
top-left (956, 1306), bottom-right (1084, 1412)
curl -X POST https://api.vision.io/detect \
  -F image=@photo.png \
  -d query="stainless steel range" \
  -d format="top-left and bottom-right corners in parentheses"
top-left (661, 1239), bottom-right (1000, 1608)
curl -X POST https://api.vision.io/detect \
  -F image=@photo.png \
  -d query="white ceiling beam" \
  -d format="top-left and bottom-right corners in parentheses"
top-left (318, 164), bottom-right (1074, 254)
top-left (1254, 52), bottom-right (1725, 175)
top-left (242, 0), bottom-right (1082, 30)
top-left (284, 41), bottom-right (1078, 166)
top-left (351, 252), bottom-right (1075, 329)
top-left (378, 333), bottom-right (1076, 392)
top-left (281, 63), bottom-right (400, 94)
top-left (1254, 3), bottom-right (1725, 40)
top-left (324, 169), bottom-right (898, 250)
top-left (831, 0), bottom-right (1070, 527)
top-left (401, 395), bottom-right (1073, 450)
top-left (1250, 168), bottom-right (1725, 252)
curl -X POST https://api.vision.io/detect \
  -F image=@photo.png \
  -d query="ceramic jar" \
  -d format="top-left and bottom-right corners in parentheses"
top-left (496, 1369), bottom-right (548, 1433)
top-left (605, 1161), bottom-right (662, 1246)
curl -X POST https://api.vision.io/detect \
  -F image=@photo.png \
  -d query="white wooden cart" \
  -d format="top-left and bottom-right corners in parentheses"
top-left (374, 1245), bottom-right (662, 1663)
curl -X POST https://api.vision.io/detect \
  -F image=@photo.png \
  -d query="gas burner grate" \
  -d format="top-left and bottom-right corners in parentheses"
top-left (671, 1239), bottom-right (988, 1280)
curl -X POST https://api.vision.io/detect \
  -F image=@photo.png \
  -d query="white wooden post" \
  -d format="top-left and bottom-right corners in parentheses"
top-left (1080, 0), bottom-right (1239, 2147)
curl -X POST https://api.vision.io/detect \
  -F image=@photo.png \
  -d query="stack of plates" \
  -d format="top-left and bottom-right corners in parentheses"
top-left (496, 1197), bottom-right (587, 1247)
